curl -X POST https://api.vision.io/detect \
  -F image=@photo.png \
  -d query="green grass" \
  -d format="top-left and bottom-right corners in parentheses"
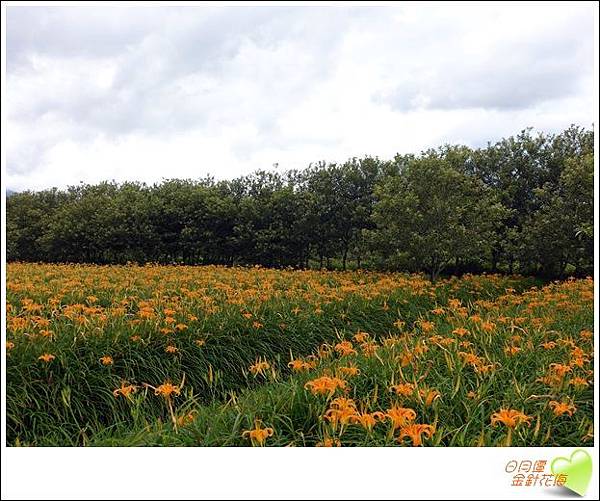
top-left (6, 264), bottom-right (592, 446)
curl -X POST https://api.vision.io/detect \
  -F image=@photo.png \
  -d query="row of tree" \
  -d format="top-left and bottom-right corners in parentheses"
top-left (6, 125), bottom-right (594, 279)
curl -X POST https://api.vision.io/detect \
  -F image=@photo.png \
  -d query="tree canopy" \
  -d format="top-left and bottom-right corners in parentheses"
top-left (6, 125), bottom-right (594, 279)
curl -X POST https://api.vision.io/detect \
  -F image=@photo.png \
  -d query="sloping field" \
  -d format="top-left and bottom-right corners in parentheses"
top-left (6, 264), bottom-right (593, 446)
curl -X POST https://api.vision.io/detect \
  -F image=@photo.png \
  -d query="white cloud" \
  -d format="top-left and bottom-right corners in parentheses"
top-left (4, 4), bottom-right (596, 191)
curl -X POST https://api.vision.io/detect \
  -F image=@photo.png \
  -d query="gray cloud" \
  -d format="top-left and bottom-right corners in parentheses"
top-left (4, 4), bottom-right (596, 191)
top-left (375, 6), bottom-right (593, 112)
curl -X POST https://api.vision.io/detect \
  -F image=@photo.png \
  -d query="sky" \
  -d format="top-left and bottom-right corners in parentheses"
top-left (4, 3), bottom-right (597, 192)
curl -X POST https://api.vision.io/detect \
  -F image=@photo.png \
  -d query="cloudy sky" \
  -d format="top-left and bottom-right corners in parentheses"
top-left (4, 3), bottom-right (596, 191)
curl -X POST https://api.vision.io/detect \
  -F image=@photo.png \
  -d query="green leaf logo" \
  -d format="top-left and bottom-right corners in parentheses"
top-left (551, 449), bottom-right (593, 496)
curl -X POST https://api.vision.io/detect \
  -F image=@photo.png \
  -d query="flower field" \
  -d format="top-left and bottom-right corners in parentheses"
top-left (5, 263), bottom-right (594, 446)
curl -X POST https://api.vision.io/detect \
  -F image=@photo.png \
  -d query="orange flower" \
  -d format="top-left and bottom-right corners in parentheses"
top-left (350, 412), bottom-right (385, 431)
top-left (113, 382), bottom-right (138, 400)
top-left (176, 410), bottom-right (197, 427)
top-left (474, 362), bottom-right (497, 375)
top-left (99, 355), bottom-right (114, 365)
top-left (38, 353), bottom-right (55, 363)
top-left (490, 409), bottom-right (532, 428)
top-left (385, 406), bottom-right (416, 431)
top-left (323, 397), bottom-right (359, 429)
top-left (249, 359), bottom-right (270, 376)
top-left (504, 345), bottom-right (520, 356)
top-left (353, 331), bottom-right (370, 343)
top-left (304, 376), bottom-right (347, 397)
top-left (242, 421), bottom-right (274, 446)
top-left (324, 406), bottom-right (357, 429)
top-left (328, 397), bottom-right (357, 411)
top-left (569, 377), bottom-right (589, 388)
top-left (195, 339), bottom-right (206, 347)
top-left (398, 423), bottom-right (436, 446)
top-left (149, 381), bottom-right (183, 398)
top-left (549, 400), bottom-right (576, 417)
top-left (481, 321), bottom-right (495, 332)
top-left (337, 365), bottom-right (360, 377)
top-left (360, 342), bottom-right (379, 356)
top-left (334, 341), bottom-right (357, 357)
top-left (419, 320), bottom-right (435, 332)
top-left (390, 382), bottom-right (415, 397)
top-left (540, 341), bottom-right (557, 349)
top-left (398, 351), bottom-right (414, 367)
top-left (165, 345), bottom-right (178, 354)
top-left (549, 363), bottom-right (572, 378)
top-left (6, 341), bottom-right (15, 350)
top-left (452, 327), bottom-right (469, 337)
top-left (420, 388), bottom-right (441, 406)
top-left (459, 351), bottom-right (481, 366)
top-left (429, 335), bottom-right (455, 347)
top-left (570, 356), bottom-right (589, 368)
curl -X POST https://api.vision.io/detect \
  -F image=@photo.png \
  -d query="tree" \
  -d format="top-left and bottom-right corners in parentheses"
top-left (523, 153), bottom-right (594, 277)
top-left (370, 155), bottom-right (507, 281)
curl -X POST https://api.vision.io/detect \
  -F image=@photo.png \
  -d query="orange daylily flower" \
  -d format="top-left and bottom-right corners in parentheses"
top-left (569, 377), bottom-right (589, 388)
top-left (398, 423), bottom-right (436, 446)
top-left (353, 331), bottom-right (370, 343)
top-left (452, 327), bottom-right (469, 337)
top-left (337, 366), bottom-right (360, 377)
top-left (288, 359), bottom-right (311, 372)
top-left (385, 406), bottom-right (417, 431)
top-left (549, 400), bottom-right (576, 417)
top-left (304, 376), bottom-right (347, 397)
top-left (350, 412), bottom-right (385, 431)
top-left (334, 341), bottom-right (357, 357)
top-left (99, 355), bottom-right (114, 365)
top-left (242, 421), bottom-right (274, 446)
top-left (113, 382), bottom-right (138, 400)
top-left (390, 382), bottom-right (415, 397)
top-left (490, 409), bottom-right (532, 428)
top-left (504, 345), bottom-right (520, 356)
top-left (249, 359), bottom-right (270, 376)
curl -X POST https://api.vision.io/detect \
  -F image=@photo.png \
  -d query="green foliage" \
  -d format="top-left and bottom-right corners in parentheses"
top-left (370, 153), bottom-right (508, 281)
top-left (6, 125), bottom-right (594, 278)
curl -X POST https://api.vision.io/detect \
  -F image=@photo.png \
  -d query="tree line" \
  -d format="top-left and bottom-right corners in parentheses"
top-left (6, 125), bottom-right (594, 280)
